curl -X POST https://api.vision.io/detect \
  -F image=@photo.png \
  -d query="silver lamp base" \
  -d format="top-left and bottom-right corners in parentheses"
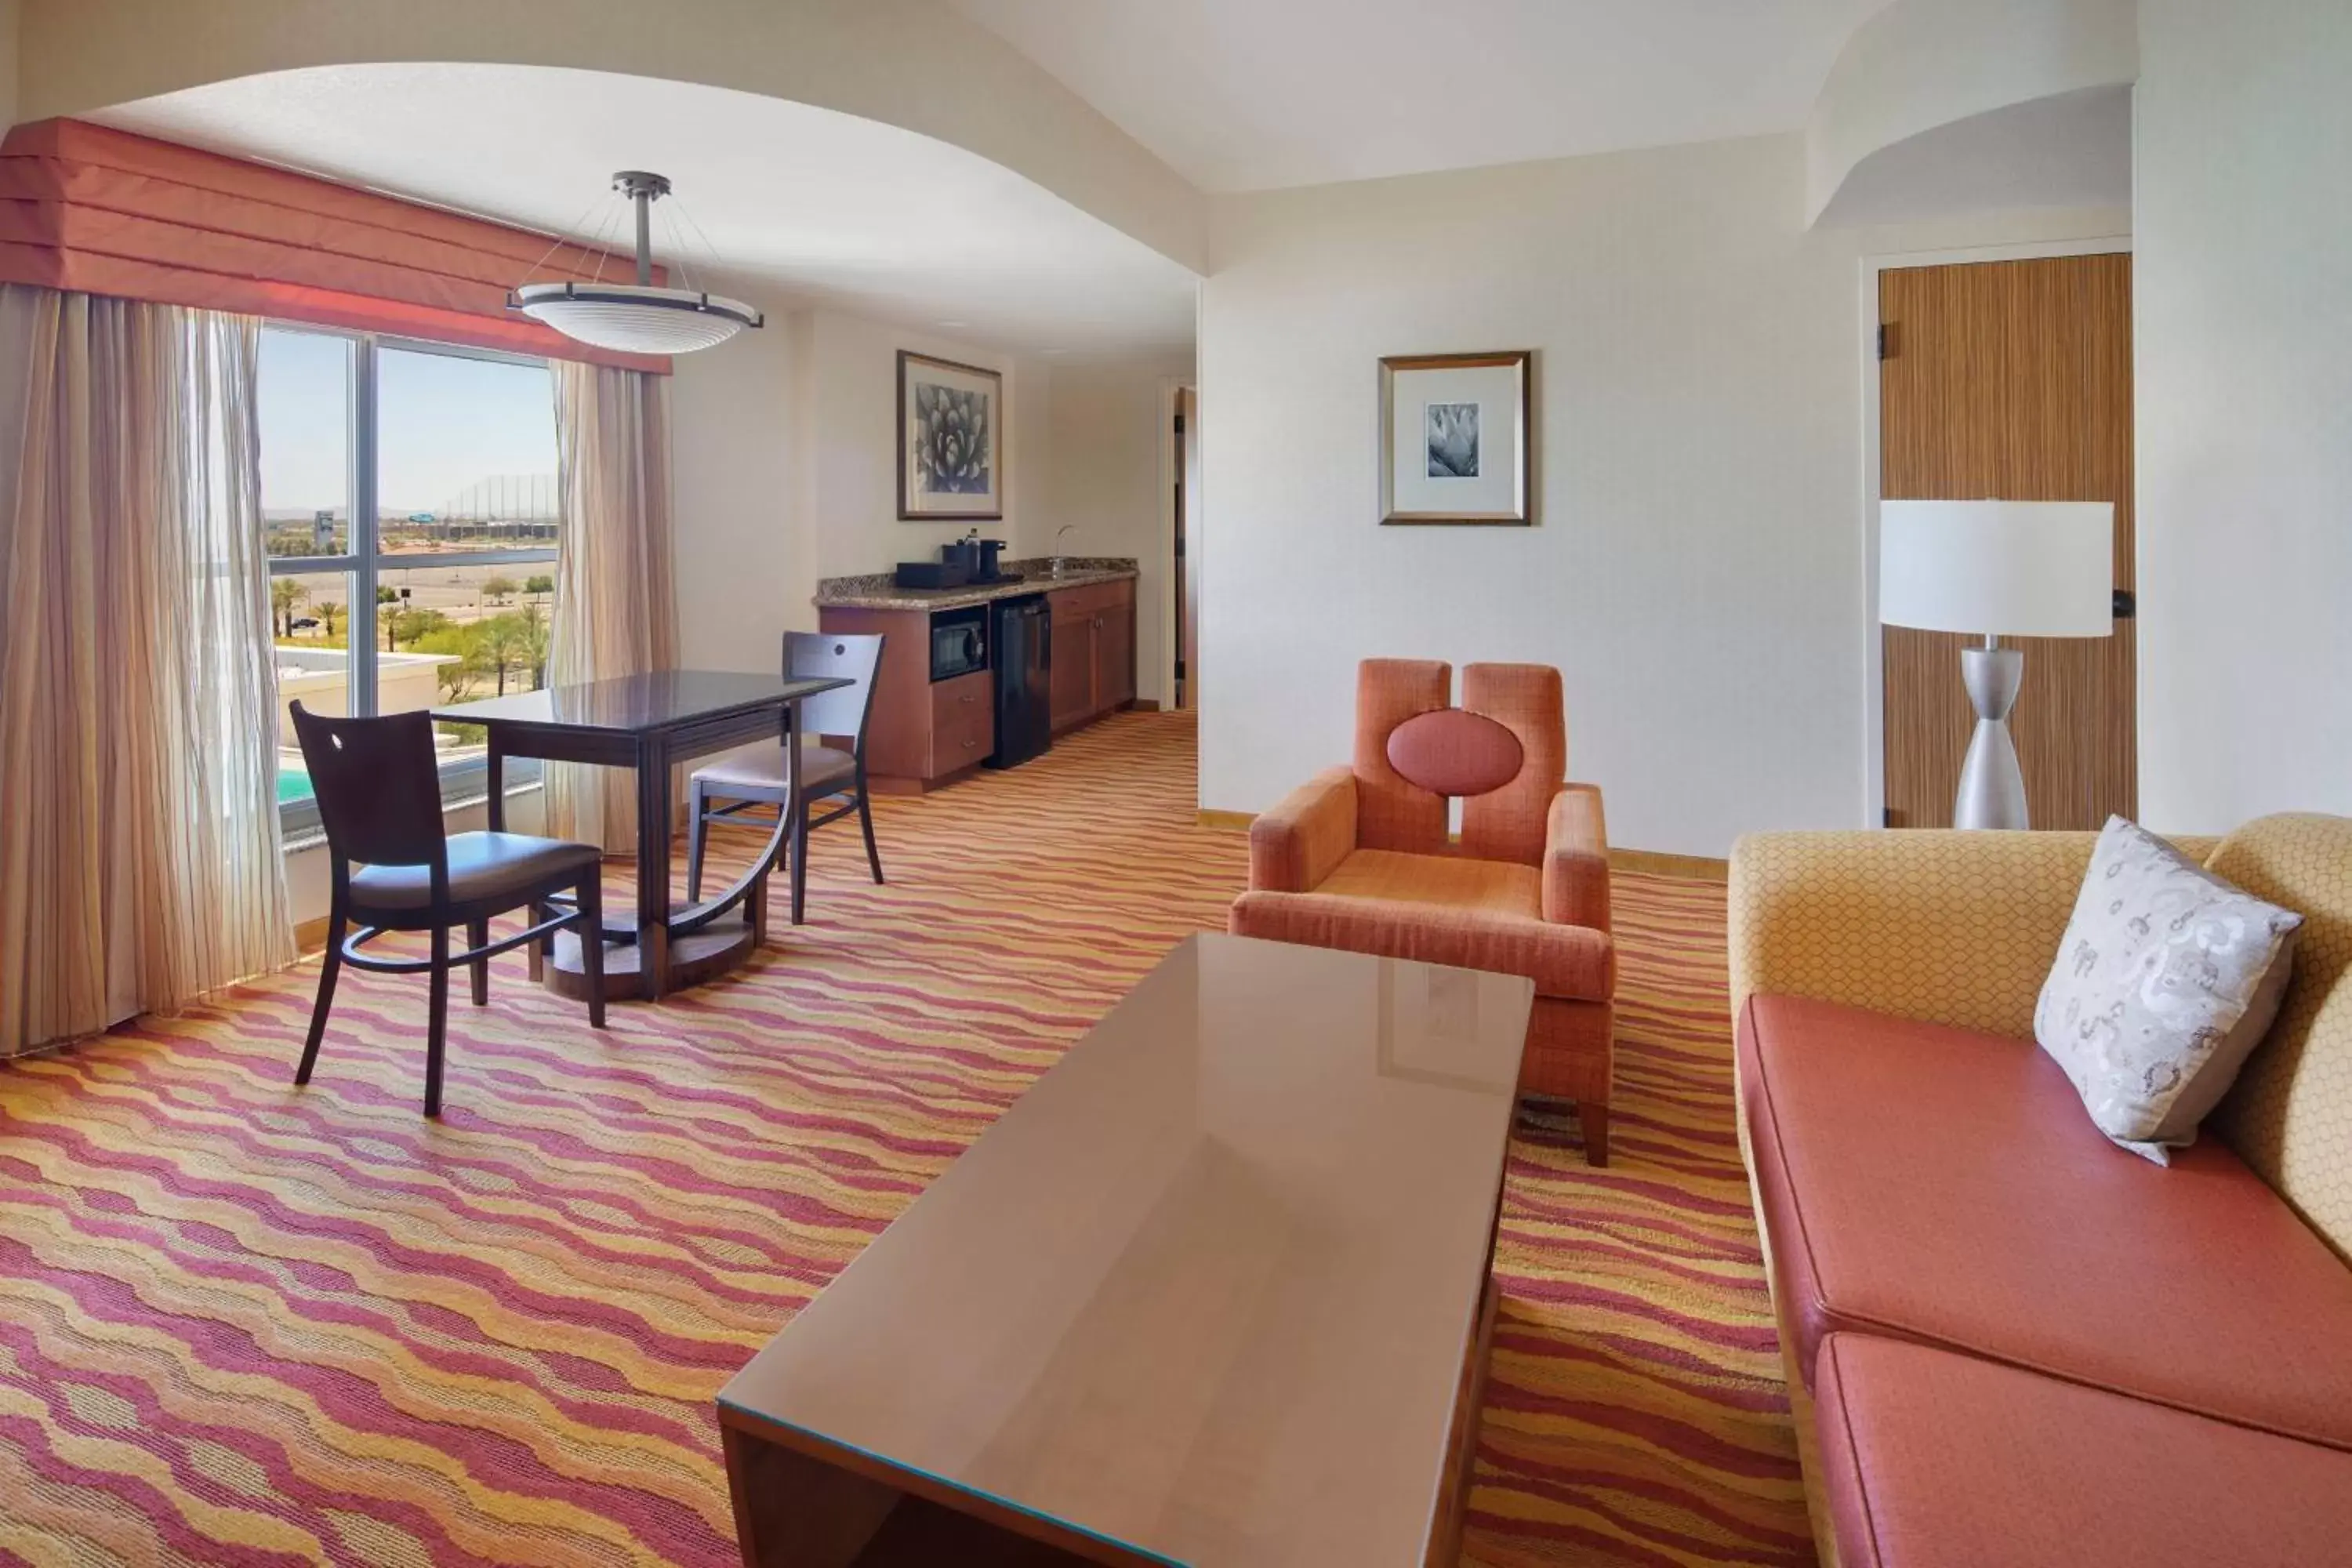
top-left (1954, 643), bottom-right (2027, 829)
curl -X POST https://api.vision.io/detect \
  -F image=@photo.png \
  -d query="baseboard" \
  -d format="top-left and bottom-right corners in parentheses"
top-left (1127, 699), bottom-right (1163, 713)
top-left (1610, 848), bottom-right (1730, 883)
top-left (292, 915), bottom-right (330, 954)
top-left (1196, 809), bottom-right (1255, 833)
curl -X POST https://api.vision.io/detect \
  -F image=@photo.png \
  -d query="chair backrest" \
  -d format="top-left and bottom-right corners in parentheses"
top-left (1352, 659), bottom-right (1565, 867)
top-left (289, 702), bottom-right (448, 872)
top-left (788, 631), bottom-right (886, 743)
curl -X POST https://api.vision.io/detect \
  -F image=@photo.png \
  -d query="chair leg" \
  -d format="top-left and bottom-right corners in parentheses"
top-left (296, 908), bottom-right (347, 1085)
top-left (857, 779), bottom-right (884, 885)
top-left (1582, 1104), bottom-right (1610, 1167)
top-left (424, 926), bottom-right (450, 1119)
top-left (686, 781), bottom-right (709, 902)
top-left (527, 902), bottom-right (546, 982)
top-left (577, 871), bottom-right (607, 1030)
top-left (467, 917), bottom-right (489, 1005)
top-left (790, 794), bottom-right (811, 926)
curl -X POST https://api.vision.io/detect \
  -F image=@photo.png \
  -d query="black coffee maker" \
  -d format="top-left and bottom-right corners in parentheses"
top-left (942, 533), bottom-right (1013, 583)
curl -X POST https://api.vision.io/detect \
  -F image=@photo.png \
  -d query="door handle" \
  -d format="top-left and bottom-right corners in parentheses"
top-left (2112, 589), bottom-right (2136, 620)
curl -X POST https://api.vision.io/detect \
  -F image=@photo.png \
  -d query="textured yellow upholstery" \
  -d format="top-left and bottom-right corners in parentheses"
top-left (1727, 829), bottom-right (2223, 1040)
top-left (1729, 818), bottom-right (2343, 1261)
top-left (2209, 815), bottom-right (2352, 1262)
top-left (1729, 830), bottom-right (2107, 1042)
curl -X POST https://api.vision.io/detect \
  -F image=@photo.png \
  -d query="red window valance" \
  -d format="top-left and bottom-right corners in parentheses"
top-left (0, 118), bottom-right (671, 374)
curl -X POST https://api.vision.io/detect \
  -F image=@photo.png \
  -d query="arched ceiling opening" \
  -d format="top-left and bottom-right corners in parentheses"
top-left (17, 0), bottom-right (1205, 274)
top-left (90, 64), bottom-right (1202, 355)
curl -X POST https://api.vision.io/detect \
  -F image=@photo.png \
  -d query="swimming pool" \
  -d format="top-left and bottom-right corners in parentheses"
top-left (276, 764), bottom-right (313, 804)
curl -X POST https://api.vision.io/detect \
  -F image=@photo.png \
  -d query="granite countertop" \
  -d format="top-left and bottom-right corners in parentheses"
top-left (814, 557), bottom-right (1138, 612)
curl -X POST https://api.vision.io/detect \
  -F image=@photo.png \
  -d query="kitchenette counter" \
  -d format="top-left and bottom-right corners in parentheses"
top-left (813, 557), bottom-right (1138, 612)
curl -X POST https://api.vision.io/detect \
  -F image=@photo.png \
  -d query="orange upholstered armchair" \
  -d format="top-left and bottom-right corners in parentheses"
top-left (1228, 659), bottom-right (1614, 1162)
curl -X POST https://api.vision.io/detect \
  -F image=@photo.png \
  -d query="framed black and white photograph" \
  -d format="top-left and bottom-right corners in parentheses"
top-left (898, 350), bottom-right (1004, 520)
top-left (1379, 350), bottom-right (1532, 524)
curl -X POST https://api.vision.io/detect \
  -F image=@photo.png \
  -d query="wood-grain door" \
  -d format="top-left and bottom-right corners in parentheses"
top-left (1880, 254), bottom-right (2136, 830)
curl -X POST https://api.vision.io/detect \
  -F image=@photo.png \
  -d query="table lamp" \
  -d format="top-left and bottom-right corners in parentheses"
top-left (1879, 499), bottom-right (2114, 829)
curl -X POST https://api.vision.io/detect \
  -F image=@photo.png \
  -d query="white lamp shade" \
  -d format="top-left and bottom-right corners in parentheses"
top-left (1879, 499), bottom-right (2114, 637)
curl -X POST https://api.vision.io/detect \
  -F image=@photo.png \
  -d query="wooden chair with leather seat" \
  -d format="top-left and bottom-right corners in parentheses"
top-left (1227, 659), bottom-right (1616, 1162)
top-left (291, 702), bottom-right (608, 1118)
top-left (685, 631), bottom-right (887, 925)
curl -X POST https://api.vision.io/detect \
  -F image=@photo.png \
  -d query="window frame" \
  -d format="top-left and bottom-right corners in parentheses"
top-left (264, 325), bottom-right (561, 837)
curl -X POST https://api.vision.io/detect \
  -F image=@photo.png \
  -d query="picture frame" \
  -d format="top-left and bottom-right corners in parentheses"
top-left (898, 350), bottom-right (1004, 521)
top-left (1377, 350), bottom-right (1534, 525)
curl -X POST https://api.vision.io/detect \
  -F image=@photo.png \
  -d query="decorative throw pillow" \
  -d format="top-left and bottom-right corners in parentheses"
top-left (2035, 817), bottom-right (2303, 1163)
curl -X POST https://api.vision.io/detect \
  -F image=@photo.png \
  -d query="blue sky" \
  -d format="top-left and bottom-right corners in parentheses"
top-left (257, 328), bottom-right (560, 516)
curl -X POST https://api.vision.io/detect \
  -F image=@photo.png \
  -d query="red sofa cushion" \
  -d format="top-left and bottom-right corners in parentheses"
top-left (1740, 993), bottom-right (2352, 1450)
top-left (1816, 1333), bottom-right (2352, 1568)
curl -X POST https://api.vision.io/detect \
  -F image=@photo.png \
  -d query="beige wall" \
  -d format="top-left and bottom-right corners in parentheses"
top-left (1197, 130), bottom-right (2127, 856)
top-left (2133, 0), bottom-right (2352, 830)
top-left (1044, 355), bottom-right (1195, 706)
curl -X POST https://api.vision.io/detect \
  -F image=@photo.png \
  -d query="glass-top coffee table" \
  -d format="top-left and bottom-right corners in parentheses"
top-left (717, 932), bottom-right (1534, 1566)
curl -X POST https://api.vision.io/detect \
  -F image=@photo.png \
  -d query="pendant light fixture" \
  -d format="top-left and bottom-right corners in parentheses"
top-left (510, 171), bottom-right (763, 354)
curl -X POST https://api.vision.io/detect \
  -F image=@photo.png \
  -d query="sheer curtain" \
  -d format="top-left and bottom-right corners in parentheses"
top-left (546, 360), bottom-right (679, 854)
top-left (0, 286), bottom-right (292, 1055)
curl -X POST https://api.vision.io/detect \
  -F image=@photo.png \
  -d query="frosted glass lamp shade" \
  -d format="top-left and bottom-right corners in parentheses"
top-left (1879, 500), bottom-right (2114, 637)
top-left (512, 282), bottom-right (762, 354)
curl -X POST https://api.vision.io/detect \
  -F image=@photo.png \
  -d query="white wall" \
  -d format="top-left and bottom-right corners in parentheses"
top-left (1198, 132), bottom-right (2127, 856)
top-left (669, 294), bottom-right (808, 675)
top-left (1045, 354), bottom-right (1195, 705)
top-left (2134, 0), bottom-right (2352, 831)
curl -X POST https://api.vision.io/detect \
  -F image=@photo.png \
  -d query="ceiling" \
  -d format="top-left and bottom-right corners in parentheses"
top-left (93, 63), bottom-right (1203, 355)
top-left (950, 0), bottom-right (1894, 192)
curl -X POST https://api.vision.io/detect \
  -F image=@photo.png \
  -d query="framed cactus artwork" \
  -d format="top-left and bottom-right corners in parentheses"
top-left (898, 350), bottom-right (1004, 521)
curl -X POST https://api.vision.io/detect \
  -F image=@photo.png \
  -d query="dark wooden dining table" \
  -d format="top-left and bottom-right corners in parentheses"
top-left (432, 670), bottom-right (851, 1001)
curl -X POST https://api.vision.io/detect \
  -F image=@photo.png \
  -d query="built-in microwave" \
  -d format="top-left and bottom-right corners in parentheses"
top-left (930, 605), bottom-right (989, 682)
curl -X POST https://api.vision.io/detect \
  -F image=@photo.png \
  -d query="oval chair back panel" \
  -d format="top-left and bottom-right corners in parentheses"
top-left (1350, 659), bottom-right (1565, 867)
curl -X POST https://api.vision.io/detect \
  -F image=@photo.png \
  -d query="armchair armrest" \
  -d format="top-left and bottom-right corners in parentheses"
top-left (1247, 767), bottom-right (1359, 892)
top-left (1542, 782), bottom-right (1610, 931)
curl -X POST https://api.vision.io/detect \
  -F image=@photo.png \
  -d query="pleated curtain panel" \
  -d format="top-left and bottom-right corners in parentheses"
top-left (544, 360), bottom-right (680, 855)
top-left (0, 285), bottom-right (295, 1054)
top-left (0, 122), bottom-right (683, 1053)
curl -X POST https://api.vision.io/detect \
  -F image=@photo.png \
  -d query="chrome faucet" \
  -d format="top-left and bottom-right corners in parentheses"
top-left (1051, 524), bottom-right (1078, 575)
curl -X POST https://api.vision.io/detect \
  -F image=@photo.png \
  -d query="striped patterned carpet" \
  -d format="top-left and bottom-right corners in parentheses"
top-left (0, 712), bottom-right (1808, 1566)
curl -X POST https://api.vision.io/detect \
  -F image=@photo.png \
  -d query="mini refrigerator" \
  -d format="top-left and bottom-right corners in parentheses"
top-left (985, 594), bottom-right (1051, 769)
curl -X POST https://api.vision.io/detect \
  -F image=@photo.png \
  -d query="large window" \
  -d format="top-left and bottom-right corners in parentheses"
top-left (260, 327), bottom-right (561, 832)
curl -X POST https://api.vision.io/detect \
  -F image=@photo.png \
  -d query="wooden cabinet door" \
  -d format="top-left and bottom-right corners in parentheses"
top-left (1881, 253), bottom-right (2136, 829)
top-left (1048, 607), bottom-right (1092, 731)
top-left (1096, 605), bottom-right (1134, 710)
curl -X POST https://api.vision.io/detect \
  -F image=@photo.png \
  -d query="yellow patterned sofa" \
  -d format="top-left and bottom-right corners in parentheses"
top-left (1726, 815), bottom-right (2352, 1568)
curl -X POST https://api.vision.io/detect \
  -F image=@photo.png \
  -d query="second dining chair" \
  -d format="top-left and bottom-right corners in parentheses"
top-left (685, 631), bottom-right (887, 924)
top-left (291, 702), bottom-right (608, 1118)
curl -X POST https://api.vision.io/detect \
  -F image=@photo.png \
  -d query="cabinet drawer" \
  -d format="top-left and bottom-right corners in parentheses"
top-left (930, 671), bottom-right (995, 773)
top-left (1048, 578), bottom-right (1132, 622)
